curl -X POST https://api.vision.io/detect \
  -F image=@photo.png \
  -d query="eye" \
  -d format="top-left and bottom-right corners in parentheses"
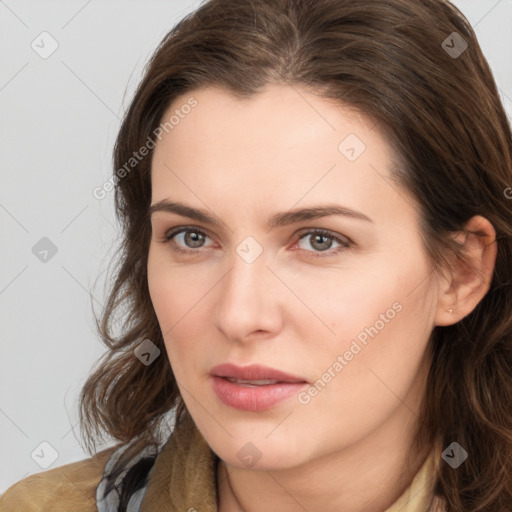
top-left (160, 226), bottom-right (351, 258)
top-left (295, 229), bottom-right (350, 256)
top-left (161, 226), bottom-right (214, 254)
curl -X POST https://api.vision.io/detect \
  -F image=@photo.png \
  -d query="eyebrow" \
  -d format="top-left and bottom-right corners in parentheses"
top-left (149, 200), bottom-right (373, 228)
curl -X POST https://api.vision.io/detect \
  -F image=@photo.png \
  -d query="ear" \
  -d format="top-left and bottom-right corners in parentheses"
top-left (434, 215), bottom-right (497, 327)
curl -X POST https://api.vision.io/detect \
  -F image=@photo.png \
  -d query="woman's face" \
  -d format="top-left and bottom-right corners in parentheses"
top-left (147, 83), bottom-right (441, 469)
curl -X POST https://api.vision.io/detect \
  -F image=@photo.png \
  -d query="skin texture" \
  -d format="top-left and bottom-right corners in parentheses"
top-left (147, 83), bottom-right (497, 512)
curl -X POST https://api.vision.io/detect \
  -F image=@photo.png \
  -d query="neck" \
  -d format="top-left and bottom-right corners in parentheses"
top-left (216, 400), bottom-right (432, 512)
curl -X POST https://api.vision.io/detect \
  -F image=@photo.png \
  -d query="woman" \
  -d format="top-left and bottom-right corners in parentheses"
top-left (2, 0), bottom-right (511, 510)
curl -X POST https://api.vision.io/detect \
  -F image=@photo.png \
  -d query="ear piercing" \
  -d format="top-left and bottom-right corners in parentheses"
top-left (448, 309), bottom-right (453, 314)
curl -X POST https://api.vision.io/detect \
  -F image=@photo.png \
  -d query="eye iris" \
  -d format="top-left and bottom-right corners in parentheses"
top-left (184, 231), bottom-right (205, 248)
top-left (311, 234), bottom-right (332, 251)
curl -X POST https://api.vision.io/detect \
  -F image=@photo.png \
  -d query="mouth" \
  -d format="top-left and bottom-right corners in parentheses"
top-left (221, 377), bottom-right (296, 386)
top-left (209, 363), bottom-right (308, 411)
top-left (210, 363), bottom-right (308, 383)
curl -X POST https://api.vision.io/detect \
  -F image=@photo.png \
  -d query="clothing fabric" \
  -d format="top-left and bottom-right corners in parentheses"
top-left (0, 444), bottom-right (117, 511)
top-left (1, 413), bottom-right (446, 511)
top-left (96, 436), bottom-right (165, 512)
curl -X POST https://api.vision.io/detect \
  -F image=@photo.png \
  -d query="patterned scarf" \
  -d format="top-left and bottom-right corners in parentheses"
top-left (96, 436), bottom-right (167, 511)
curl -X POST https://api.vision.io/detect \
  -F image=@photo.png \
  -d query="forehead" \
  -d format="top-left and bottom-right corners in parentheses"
top-left (154, 83), bottom-right (379, 161)
top-left (150, 83), bottom-right (415, 226)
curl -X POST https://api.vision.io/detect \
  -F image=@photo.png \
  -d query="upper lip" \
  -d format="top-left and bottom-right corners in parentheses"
top-left (211, 363), bottom-right (308, 383)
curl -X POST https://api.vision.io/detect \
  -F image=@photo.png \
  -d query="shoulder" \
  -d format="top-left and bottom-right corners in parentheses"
top-left (0, 445), bottom-right (119, 512)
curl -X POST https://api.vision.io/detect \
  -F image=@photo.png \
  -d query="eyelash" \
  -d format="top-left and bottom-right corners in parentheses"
top-left (160, 226), bottom-right (351, 258)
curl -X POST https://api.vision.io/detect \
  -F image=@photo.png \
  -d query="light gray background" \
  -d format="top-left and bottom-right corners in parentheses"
top-left (1, 0), bottom-right (511, 493)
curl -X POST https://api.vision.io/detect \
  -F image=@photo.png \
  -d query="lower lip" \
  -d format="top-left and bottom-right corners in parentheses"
top-left (210, 376), bottom-right (307, 412)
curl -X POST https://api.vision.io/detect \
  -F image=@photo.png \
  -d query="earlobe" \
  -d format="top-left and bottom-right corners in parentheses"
top-left (434, 215), bottom-right (497, 327)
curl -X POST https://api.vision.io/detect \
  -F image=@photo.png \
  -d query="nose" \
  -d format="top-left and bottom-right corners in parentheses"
top-left (213, 246), bottom-right (283, 343)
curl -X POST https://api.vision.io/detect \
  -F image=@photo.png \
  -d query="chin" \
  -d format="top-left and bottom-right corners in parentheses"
top-left (210, 436), bottom-right (310, 472)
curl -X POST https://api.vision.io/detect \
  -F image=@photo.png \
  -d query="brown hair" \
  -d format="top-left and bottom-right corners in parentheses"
top-left (80, 0), bottom-right (512, 509)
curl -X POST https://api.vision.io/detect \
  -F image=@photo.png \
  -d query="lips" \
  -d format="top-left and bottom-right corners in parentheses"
top-left (209, 364), bottom-right (309, 411)
top-left (210, 363), bottom-right (308, 384)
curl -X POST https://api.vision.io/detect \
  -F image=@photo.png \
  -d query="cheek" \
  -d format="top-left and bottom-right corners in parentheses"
top-left (147, 249), bottom-right (216, 376)
top-left (290, 251), bottom-right (435, 398)
top-left (147, 248), bottom-right (211, 332)
top-left (295, 240), bottom-right (435, 341)
top-left (292, 309), bottom-right (432, 452)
